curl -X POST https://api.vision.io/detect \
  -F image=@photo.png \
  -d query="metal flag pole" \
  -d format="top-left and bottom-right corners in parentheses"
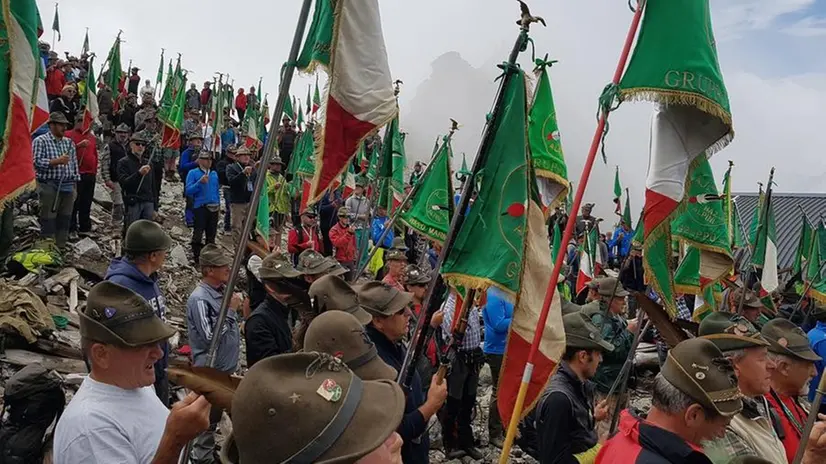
top-left (351, 119), bottom-right (460, 282)
top-left (737, 168), bottom-right (775, 314)
top-left (396, 1), bottom-right (543, 391)
top-left (204, 0), bottom-right (312, 367)
top-left (498, 1), bottom-right (646, 461)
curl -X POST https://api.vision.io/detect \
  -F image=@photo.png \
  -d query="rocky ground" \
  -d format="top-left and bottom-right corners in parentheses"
top-left (1, 179), bottom-right (658, 462)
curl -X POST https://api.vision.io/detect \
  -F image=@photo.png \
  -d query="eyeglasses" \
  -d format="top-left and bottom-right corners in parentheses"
top-left (133, 142), bottom-right (146, 147)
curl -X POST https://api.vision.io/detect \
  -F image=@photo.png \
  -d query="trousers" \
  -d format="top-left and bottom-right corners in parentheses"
top-left (38, 181), bottom-right (76, 250)
top-left (230, 203), bottom-right (250, 246)
top-left (441, 348), bottom-right (482, 450)
top-left (486, 353), bottom-right (505, 439)
top-left (124, 202), bottom-right (155, 236)
top-left (192, 206), bottom-right (219, 264)
top-left (71, 173), bottom-right (96, 233)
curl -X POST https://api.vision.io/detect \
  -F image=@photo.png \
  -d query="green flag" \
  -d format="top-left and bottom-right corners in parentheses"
top-left (155, 50), bottom-right (164, 90)
top-left (613, 166), bottom-right (622, 201)
top-left (793, 213), bottom-right (814, 277)
top-left (256, 185), bottom-right (270, 243)
top-left (82, 29), bottom-right (89, 55)
top-left (528, 58), bottom-right (569, 209)
top-left (752, 183), bottom-right (779, 300)
top-left (632, 210), bottom-right (645, 247)
top-left (283, 94), bottom-right (294, 120)
top-left (551, 221), bottom-right (562, 263)
top-left (619, 0), bottom-right (732, 317)
top-left (306, 85), bottom-right (312, 117)
top-left (668, 157), bottom-right (733, 315)
top-left (749, 186), bottom-right (764, 245)
top-left (378, 117), bottom-right (405, 210)
top-left (295, 129), bottom-right (316, 178)
top-left (105, 36), bottom-right (122, 93)
top-left (296, 0), bottom-right (334, 73)
top-left (297, 98), bottom-right (305, 128)
top-left (441, 66), bottom-right (536, 294)
top-left (807, 223), bottom-right (826, 303)
top-left (457, 153), bottom-right (471, 180)
top-left (366, 143), bottom-right (380, 181)
top-left (157, 62), bottom-right (186, 149)
top-left (399, 137), bottom-right (455, 243)
top-left (313, 75), bottom-right (321, 114)
top-left (721, 161), bottom-right (734, 249)
top-left (51, 4), bottom-right (60, 41)
top-left (622, 193), bottom-right (632, 228)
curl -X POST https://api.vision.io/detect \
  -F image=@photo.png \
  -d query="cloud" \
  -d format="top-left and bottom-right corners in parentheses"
top-left (35, 0), bottom-right (826, 223)
top-left (783, 16), bottom-right (826, 36)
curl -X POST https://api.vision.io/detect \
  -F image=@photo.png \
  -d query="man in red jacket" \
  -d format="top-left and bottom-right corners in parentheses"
top-left (328, 206), bottom-right (357, 280)
top-left (287, 210), bottom-right (323, 266)
top-left (596, 338), bottom-right (740, 464)
top-left (67, 113), bottom-right (98, 237)
top-left (235, 88), bottom-right (247, 123)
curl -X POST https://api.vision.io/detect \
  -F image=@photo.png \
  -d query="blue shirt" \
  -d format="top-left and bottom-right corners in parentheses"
top-left (809, 321), bottom-right (826, 403)
top-left (185, 167), bottom-right (221, 208)
top-left (371, 216), bottom-right (394, 248)
top-left (178, 147), bottom-right (199, 179)
top-left (482, 287), bottom-right (513, 355)
top-left (608, 226), bottom-right (634, 259)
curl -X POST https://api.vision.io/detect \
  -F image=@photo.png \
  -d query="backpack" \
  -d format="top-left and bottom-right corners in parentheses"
top-left (0, 364), bottom-right (66, 464)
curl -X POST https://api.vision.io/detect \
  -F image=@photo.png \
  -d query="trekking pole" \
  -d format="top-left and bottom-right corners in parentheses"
top-left (792, 372), bottom-right (826, 464)
top-left (135, 144), bottom-right (157, 193)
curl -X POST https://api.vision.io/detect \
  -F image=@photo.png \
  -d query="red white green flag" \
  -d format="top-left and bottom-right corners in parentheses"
top-left (81, 57), bottom-right (99, 133)
top-left (619, 0), bottom-right (733, 316)
top-left (0, 0), bottom-right (42, 209)
top-left (306, 0), bottom-right (397, 203)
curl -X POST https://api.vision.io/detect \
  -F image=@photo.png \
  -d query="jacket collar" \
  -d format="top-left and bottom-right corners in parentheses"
top-left (366, 324), bottom-right (401, 355)
top-left (619, 411), bottom-right (708, 464)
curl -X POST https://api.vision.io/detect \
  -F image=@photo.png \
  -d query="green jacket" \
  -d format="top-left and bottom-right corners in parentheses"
top-left (589, 303), bottom-right (633, 393)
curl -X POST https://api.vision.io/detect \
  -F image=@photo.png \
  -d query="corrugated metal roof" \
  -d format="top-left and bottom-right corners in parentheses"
top-left (733, 192), bottom-right (826, 269)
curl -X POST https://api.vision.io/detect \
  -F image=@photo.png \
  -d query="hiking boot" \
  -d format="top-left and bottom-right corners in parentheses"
top-left (68, 231), bottom-right (79, 241)
top-left (444, 449), bottom-right (465, 460)
top-left (463, 446), bottom-right (484, 460)
top-left (489, 435), bottom-right (505, 449)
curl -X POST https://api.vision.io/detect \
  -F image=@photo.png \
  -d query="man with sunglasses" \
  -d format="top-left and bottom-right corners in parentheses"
top-left (117, 132), bottom-right (155, 234)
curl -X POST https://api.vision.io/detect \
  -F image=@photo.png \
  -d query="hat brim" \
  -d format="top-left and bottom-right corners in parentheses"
top-left (202, 258), bottom-right (232, 268)
top-left (364, 291), bottom-right (414, 317)
top-left (79, 310), bottom-right (177, 348)
top-left (769, 342), bottom-right (822, 362)
top-left (260, 267), bottom-right (302, 279)
top-left (700, 334), bottom-right (771, 352)
top-left (566, 333), bottom-right (615, 352)
top-left (349, 306), bottom-right (373, 325)
top-left (352, 355), bottom-right (398, 382)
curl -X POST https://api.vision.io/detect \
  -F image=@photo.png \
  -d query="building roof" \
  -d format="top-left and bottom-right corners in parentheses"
top-left (733, 192), bottom-right (826, 269)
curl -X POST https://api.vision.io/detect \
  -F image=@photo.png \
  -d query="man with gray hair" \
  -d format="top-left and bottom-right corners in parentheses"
top-left (596, 338), bottom-right (743, 463)
top-left (698, 312), bottom-right (826, 464)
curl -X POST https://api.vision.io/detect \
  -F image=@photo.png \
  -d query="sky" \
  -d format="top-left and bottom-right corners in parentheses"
top-left (38, 0), bottom-right (826, 222)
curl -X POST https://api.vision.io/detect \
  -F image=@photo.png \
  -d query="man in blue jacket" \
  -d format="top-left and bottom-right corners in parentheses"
top-left (482, 286), bottom-right (514, 448)
top-left (371, 205), bottom-right (394, 249)
top-left (178, 132), bottom-right (204, 228)
top-left (358, 281), bottom-right (448, 464)
top-left (104, 219), bottom-right (173, 406)
top-left (185, 151), bottom-right (221, 264)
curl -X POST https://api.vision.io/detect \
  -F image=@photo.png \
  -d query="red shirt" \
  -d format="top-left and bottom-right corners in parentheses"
top-left (235, 93), bottom-right (247, 110)
top-left (382, 273), bottom-right (405, 292)
top-left (287, 226), bottom-right (323, 255)
top-left (329, 222), bottom-right (356, 263)
top-left (765, 390), bottom-right (807, 463)
top-left (66, 129), bottom-right (98, 175)
top-left (46, 68), bottom-right (66, 96)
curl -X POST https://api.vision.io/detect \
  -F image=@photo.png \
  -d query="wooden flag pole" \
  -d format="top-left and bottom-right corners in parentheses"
top-left (498, 2), bottom-right (646, 462)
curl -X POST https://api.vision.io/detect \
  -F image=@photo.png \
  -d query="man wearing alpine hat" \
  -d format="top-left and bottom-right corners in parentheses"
top-left (54, 281), bottom-right (210, 464)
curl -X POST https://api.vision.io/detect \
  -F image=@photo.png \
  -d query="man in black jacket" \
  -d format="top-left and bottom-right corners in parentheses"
top-left (100, 123), bottom-right (130, 224)
top-left (117, 132), bottom-right (155, 234)
top-left (225, 146), bottom-right (256, 246)
top-left (358, 281), bottom-right (448, 464)
top-left (244, 253), bottom-right (304, 367)
top-left (533, 312), bottom-right (614, 464)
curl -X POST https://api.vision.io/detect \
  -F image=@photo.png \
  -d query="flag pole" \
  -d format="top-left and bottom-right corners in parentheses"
top-left (396, 2), bottom-right (542, 391)
top-left (351, 120), bottom-right (460, 282)
top-left (498, 2), bottom-right (646, 461)
top-left (204, 0), bottom-right (313, 367)
top-left (737, 167), bottom-right (775, 313)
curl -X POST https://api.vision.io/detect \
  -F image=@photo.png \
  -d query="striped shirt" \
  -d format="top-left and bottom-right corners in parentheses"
top-left (33, 131), bottom-right (79, 182)
top-left (440, 292), bottom-right (483, 352)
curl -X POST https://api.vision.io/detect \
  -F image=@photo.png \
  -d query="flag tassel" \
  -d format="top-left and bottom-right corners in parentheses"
top-left (498, 3), bottom-right (645, 462)
top-left (396, 9), bottom-right (539, 392)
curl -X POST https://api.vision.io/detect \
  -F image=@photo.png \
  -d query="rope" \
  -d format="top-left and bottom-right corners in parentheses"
top-left (533, 54), bottom-right (558, 72)
top-left (596, 83), bottom-right (621, 164)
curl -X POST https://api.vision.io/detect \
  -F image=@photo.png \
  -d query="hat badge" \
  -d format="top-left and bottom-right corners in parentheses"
top-left (104, 307), bottom-right (117, 319)
top-left (317, 378), bottom-right (343, 402)
top-left (695, 372), bottom-right (706, 380)
top-left (778, 337), bottom-right (788, 348)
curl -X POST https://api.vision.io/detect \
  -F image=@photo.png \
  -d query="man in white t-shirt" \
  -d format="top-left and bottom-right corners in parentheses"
top-left (54, 281), bottom-right (210, 464)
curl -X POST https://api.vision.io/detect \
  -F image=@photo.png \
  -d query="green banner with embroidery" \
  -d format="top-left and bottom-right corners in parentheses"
top-left (528, 59), bottom-right (569, 210)
top-left (296, 0), bottom-right (333, 73)
top-left (295, 129), bottom-right (316, 178)
top-left (399, 137), bottom-right (455, 243)
top-left (441, 66), bottom-right (534, 294)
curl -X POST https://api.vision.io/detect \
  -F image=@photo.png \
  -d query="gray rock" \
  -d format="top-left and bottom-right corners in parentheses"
top-left (170, 226), bottom-right (185, 237)
top-left (13, 215), bottom-right (39, 230)
top-left (74, 237), bottom-right (102, 260)
top-left (478, 363), bottom-right (492, 388)
top-left (169, 244), bottom-right (190, 267)
top-left (93, 183), bottom-right (113, 210)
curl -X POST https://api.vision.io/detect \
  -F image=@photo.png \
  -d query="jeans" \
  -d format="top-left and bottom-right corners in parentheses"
top-left (192, 206), bottom-right (219, 264)
top-left (124, 201), bottom-right (155, 236)
top-left (190, 406), bottom-right (223, 464)
top-left (185, 194), bottom-right (195, 227)
top-left (71, 173), bottom-right (96, 233)
top-left (486, 353), bottom-right (505, 439)
top-left (152, 163), bottom-right (164, 210)
top-left (37, 181), bottom-right (76, 250)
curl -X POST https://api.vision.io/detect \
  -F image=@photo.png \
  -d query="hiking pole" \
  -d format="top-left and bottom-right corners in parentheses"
top-left (135, 144), bottom-right (157, 193)
top-left (607, 317), bottom-right (651, 435)
top-left (352, 120), bottom-right (459, 282)
top-left (397, 3), bottom-right (536, 393)
top-left (792, 371), bottom-right (826, 464)
top-left (499, 1), bottom-right (645, 461)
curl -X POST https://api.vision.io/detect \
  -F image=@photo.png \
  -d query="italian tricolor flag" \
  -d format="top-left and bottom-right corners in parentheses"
top-left (618, 0), bottom-right (734, 316)
top-left (306, 0), bottom-right (398, 203)
top-left (575, 226), bottom-right (600, 294)
top-left (82, 58), bottom-right (100, 133)
top-left (753, 188), bottom-right (778, 307)
top-left (0, 0), bottom-right (42, 208)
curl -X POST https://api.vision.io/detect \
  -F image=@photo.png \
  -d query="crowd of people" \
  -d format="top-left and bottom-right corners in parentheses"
top-left (9, 29), bottom-right (826, 464)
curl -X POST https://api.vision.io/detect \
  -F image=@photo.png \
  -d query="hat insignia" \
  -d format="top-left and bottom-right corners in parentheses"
top-left (104, 307), bottom-right (117, 319)
top-left (289, 393), bottom-right (301, 404)
top-left (588, 332), bottom-right (596, 340)
top-left (778, 337), bottom-right (788, 348)
top-left (695, 372), bottom-right (706, 380)
top-left (317, 378), bottom-right (343, 402)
